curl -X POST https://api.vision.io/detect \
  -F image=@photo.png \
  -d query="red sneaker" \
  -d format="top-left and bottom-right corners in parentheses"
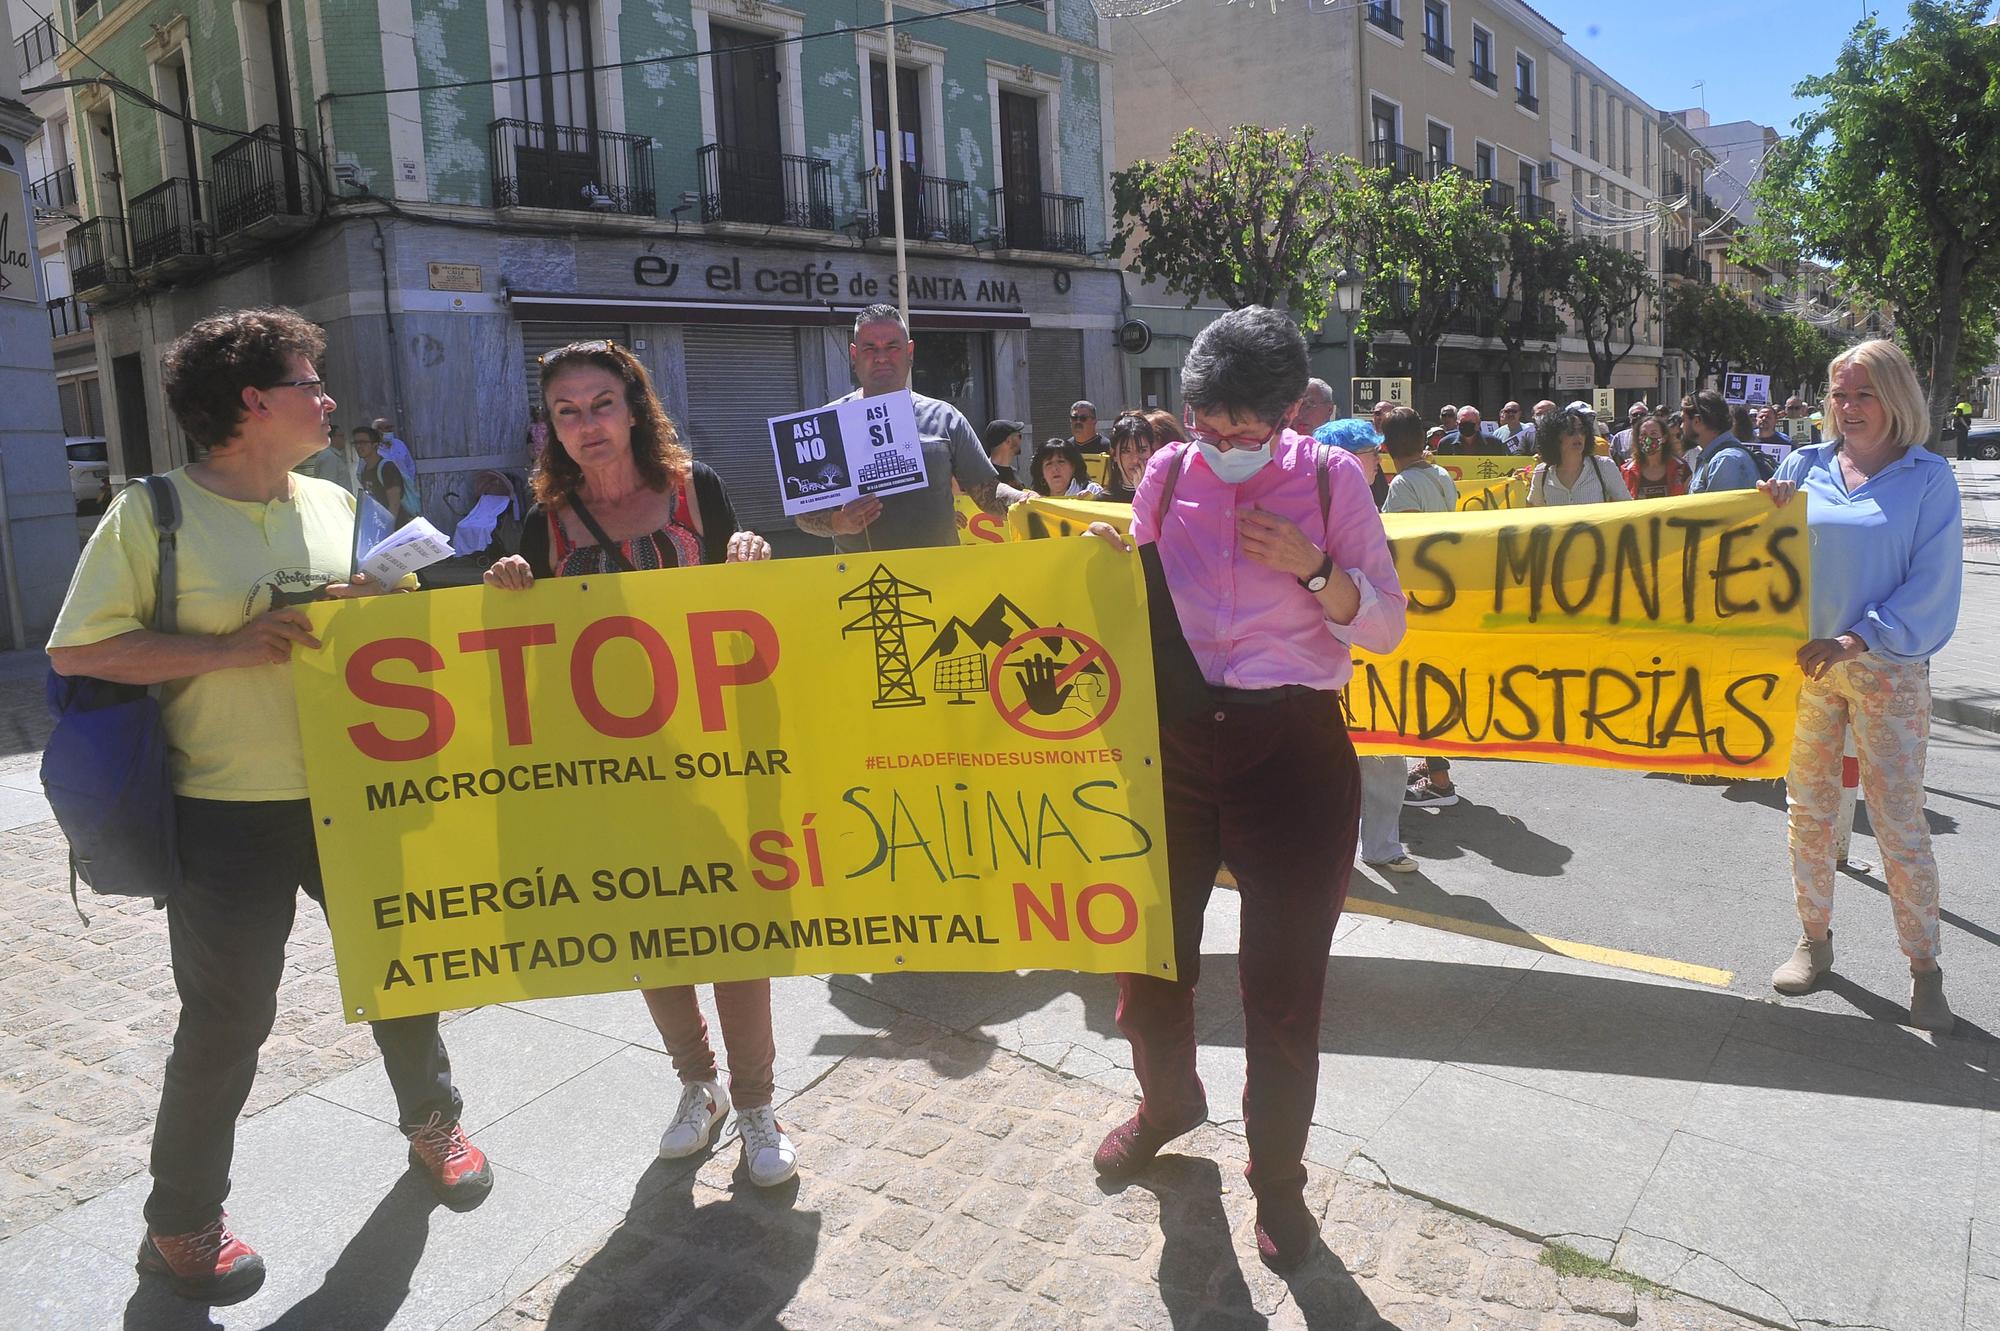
top-left (135, 1213), bottom-right (266, 1304)
top-left (405, 1112), bottom-right (493, 1208)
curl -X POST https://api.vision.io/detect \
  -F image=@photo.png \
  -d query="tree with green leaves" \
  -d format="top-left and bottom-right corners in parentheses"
top-left (1110, 125), bottom-right (1367, 331)
top-left (1758, 314), bottom-right (1844, 403)
top-left (1462, 211), bottom-right (1572, 401)
top-left (1745, 0), bottom-right (2000, 434)
top-left (1351, 168), bottom-right (1508, 406)
top-left (1561, 237), bottom-right (1658, 387)
top-left (1663, 281), bottom-right (1764, 389)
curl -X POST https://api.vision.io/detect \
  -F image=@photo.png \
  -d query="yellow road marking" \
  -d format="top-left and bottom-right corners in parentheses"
top-left (1214, 869), bottom-right (1735, 987)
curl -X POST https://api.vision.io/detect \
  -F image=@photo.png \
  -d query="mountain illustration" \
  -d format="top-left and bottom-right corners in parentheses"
top-left (914, 595), bottom-right (1103, 681)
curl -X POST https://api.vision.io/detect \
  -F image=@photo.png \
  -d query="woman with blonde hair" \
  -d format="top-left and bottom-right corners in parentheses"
top-left (1761, 339), bottom-right (1962, 1031)
top-left (485, 340), bottom-right (799, 1178)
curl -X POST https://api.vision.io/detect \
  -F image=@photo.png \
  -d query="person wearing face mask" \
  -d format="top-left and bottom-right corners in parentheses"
top-left (1080, 307), bottom-right (1406, 1273)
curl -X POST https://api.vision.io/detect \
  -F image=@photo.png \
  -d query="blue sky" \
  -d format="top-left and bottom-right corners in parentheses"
top-left (1524, 0), bottom-right (1917, 134)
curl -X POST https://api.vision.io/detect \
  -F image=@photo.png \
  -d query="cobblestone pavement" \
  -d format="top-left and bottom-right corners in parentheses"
top-left (478, 1020), bottom-right (1765, 1331)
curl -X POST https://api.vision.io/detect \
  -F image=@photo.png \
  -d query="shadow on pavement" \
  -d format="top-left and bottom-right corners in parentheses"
top-left (1400, 797), bottom-right (1574, 877)
top-left (262, 1172), bottom-right (438, 1330)
top-left (540, 1157), bottom-right (819, 1329)
top-left (1841, 862), bottom-right (2000, 950)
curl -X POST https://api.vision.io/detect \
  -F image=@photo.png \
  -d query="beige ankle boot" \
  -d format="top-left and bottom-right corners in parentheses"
top-left (1909, 966), bottom-right (1953, 1034)
top-left (1771, 931), bottom-right (1833, 994)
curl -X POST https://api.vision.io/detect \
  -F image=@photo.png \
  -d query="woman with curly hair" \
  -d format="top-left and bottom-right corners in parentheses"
top-left (483, 340), bottom-right (796, 1184)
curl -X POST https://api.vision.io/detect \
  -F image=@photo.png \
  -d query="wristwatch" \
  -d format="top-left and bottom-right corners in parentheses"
top-left (1299, 552), bottom-right (1334, 593)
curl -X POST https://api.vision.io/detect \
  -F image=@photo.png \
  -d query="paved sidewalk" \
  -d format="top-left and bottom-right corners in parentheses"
top-left (1938, 457), bottom-right (2000, 732)
top-left (2, 878), bottom-right (1993, 1330)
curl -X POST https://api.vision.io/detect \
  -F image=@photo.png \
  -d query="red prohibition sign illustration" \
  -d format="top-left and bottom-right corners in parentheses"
top-left (987, 627), bottom-right (1122, 740)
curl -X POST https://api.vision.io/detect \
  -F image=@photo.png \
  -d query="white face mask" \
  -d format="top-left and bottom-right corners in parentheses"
top-left (1195, 439), bottom-right (1274, 484)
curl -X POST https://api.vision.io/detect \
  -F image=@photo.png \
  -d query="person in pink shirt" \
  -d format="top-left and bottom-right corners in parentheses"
top-left (1085, 307), bottom-right (1407, 1271)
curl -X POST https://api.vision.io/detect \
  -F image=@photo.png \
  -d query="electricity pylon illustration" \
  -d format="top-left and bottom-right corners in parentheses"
top-left (839, 566), bottom-right (936, 708)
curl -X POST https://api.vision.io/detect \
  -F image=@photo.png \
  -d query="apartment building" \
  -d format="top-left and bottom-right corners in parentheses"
top-left (0, 0), bottom-right (84, 644)
top-left (48, 0), bottom-right (1121, 535)
top-left (1111, 0), bottom-right (1637, 415)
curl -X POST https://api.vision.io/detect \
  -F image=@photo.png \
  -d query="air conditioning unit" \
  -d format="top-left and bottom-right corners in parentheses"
top-left (1538, 160), bottom-right (1561, 182)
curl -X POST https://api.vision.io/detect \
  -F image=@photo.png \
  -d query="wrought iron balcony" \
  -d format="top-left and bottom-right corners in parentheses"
top-left (1663, 244), bottom-right (1698, 278)
top-left (698, 143), bottom-right (831, 229)
top-left (1518, 192), bottom-right (1554, 222)
top-left (128, 178), bottom-right (207, 270)
top-left (870, 171), bottom-right (974, 245)
top-left (47, 295), bottom-right (90, 338)
top-left (1470, 62), bottom-right (1498, 90)
top-left (989, 187), bottom-right (1086, 255)
top-left (66, 217), bottom-right (128, 296)
top-left (1481, 179), bottom-right (1515, 213)
top-left (491, 119), bottom-right (656, 216)
top-left (28, 163), bottom-right (77, 216)
top-left (1423, 34), bottom-right (1453, 65)
top-left (1368, 139), bottom-right (1423, 182)
top-left (1516, 88), bottom-right (1539, 112)
top-left (16, 15), bottom-right (58, 78)
top-left (1366, 3), bottom-right (1403, 37)
top-left (1661, 168), bottom-right (1686, 197)
top-left (212, 125), bottom-right (319, 238)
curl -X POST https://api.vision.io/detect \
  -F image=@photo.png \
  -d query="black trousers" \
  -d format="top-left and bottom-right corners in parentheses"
top-left (143, 798), bottom-right (461, 1233)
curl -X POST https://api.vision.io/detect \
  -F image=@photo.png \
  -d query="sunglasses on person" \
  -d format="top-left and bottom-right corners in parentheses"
top-left (539, 339), bottom-right (622, 363)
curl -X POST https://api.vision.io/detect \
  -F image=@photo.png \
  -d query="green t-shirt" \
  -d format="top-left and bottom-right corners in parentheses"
top-left (49, 467), bottom-right (357, 801)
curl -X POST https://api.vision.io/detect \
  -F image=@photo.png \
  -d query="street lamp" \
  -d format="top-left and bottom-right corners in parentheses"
top-left (1334, 268), bottom-right (1365, 412)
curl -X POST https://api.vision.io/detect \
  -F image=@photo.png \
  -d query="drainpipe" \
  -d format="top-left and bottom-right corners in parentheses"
top-left (369, 216), bottom-right (408, 430)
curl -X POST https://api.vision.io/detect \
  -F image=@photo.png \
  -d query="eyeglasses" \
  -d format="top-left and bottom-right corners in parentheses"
top-left (1070, 413), bottom-right (1093, 422)
top-left (538, 339), bottom-right (620, 363)
top-left (1182, 409), bottom-right (1278, 451)
top-left (267, 377), bottom-right (329, 398)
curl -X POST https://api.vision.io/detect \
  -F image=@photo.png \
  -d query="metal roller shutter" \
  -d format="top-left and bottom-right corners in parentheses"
top-left (521, 322), bottom-right (631, 411)
top-left (682, 326), bottom-right (804, 531)
top-left (1025, 329), bottom-right (1086, 447)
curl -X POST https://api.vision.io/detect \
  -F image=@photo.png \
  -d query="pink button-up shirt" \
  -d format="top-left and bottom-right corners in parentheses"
top-left (1129, 432), bottom-right (1407, 691)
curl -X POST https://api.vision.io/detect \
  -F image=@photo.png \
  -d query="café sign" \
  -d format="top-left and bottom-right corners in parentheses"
top-left (633, 254), bottom-right (1023, 308)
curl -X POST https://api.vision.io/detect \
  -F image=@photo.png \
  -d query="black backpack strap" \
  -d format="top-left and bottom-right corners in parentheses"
top-left (1151, 447), bottom-right (1189, 532)
top-left (1316, 443), bottom-right (1334, 529)
top-left (139, 476), bottom-right (181, 635)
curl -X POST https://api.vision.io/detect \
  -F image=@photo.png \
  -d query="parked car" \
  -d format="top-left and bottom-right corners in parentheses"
top-left (65, 437), bottom-right (111, 514)
top-left (1963, 429), bottom-right (2000, 462)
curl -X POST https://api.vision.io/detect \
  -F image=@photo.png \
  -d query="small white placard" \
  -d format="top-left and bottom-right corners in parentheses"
top-left (360, 517), bottom-right (455, 584)
top-left (766, 390), bottom-right (929, 517)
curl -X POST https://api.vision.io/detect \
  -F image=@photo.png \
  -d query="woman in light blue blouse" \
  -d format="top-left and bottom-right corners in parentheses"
top-left (1760, 339), bottom-right (1962, 1033)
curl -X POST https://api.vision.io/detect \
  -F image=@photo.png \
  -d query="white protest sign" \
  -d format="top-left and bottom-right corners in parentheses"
top-left (767, 390), bottom-right (929, 516)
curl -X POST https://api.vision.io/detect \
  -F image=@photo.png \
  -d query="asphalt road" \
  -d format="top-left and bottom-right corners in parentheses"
top-left (1357, 715), bottom-right (2000, 1040)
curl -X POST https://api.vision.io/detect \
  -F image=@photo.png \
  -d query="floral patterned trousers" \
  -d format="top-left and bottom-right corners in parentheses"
top-left (1785, 657), bottom-right (1941, 961)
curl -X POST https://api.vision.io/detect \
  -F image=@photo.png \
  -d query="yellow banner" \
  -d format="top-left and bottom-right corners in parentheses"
top-left (1386, 452), bottom-right (1526, 480)
top-left (295, 541), bottom-right (1172, 1020)
top-left (1006, 491), bottom-right (1809, 777)
top-left (1456, 474), bottom-right (1530, 510)
top-left (954, 494), bottom-right (1010, 544)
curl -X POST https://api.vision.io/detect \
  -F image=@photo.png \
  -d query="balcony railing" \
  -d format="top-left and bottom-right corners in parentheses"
top-left (47, 295), bottom-right (90, 338)
top-left (1470, 62), bottom-right (1498, 90)
top-left (1515, 303), bottom-right (1564, 340)
top-left (212, 125), bottom-right (319, 237)
top-left (1515, 88), bottom-right (1539, 112)
top-left (128, 177), bottom-right (205, 269)
top-left (491, 119), bottom-right (655, 216)
top-left (872, 171), bottom-right (974, 245)
top-left (1366, 3), bottom-right (1403, 37)
top-left (1518, 192), bottom-right (1553, 223)
top-left (989, 187), bottom-right (1086, 255)
top-left (16, 15), bottom-right (58, 78)
top-left (698, 143), bottom-right (831, 229)
top-left (1423, 34), bottom-right (1453, 65)
top-left (28, 164), bottom-right (77, 216)
top-left (1368, 138), bottom-right (1423, 182)
top-left (66, 217), bottom-right (128, 293)
top-left (1481, 179), bottom-right (1515, 213)
top-left (1698, 193), bottom-right (1723, 222)
top-left (1661, 169), bottom-right (1685, 197)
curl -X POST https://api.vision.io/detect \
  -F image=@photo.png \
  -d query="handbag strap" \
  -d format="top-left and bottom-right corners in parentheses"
top-left (1152, 440), bottom-right (1335, 533)
top-left (139, 476), bottom-right (181, 634)
top-left (566, 495), bottom-right (635, 573)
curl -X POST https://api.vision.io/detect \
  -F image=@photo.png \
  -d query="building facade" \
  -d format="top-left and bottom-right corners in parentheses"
top-left (52, 0), bottom-right (1121, 537)
top-left (1, 1), bottom-right (84, 645)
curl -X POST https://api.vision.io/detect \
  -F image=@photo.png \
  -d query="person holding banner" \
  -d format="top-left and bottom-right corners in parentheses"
top-left (1526, 406), bottom-right (1629, 507)
top-left (797, 306), bottom-right (1027, 551)
top-left (47, 308), bottom-right (490, 1305)
top-left (1760, 339), bottom-right (1963, 1033)
top-left (482, 339), bottom-right (799, 1182)
top-left (1029, 437), bottom-right (1109, 500)
top-left (1084, 306), bottom-right (1407, 1272)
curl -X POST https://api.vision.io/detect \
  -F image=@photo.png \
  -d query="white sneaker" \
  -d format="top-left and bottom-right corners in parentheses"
top-left (658, 1080), bottom-right (729, 1159)
top-left (735, 1104), bottom-right (798, 1187)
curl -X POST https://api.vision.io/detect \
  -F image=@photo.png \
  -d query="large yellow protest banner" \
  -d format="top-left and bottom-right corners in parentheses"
top-left (1007, 491), bottom-right (1809, 777)
top-left (294, 540), bottom-right (1171, 1021)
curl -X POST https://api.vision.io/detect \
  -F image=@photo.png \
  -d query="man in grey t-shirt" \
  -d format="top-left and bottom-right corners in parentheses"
top-left (796, 305), bottom-right (1026, 552)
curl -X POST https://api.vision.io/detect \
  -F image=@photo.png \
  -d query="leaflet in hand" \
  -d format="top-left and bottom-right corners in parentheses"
top-left (766, 390), bottom-right (929, 517)
top-left (360, 517), bottom-right (455, 584)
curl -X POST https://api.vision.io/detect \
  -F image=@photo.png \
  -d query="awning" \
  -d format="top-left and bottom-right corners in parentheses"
top-left (506, 291), bottom-right (1032, 331)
